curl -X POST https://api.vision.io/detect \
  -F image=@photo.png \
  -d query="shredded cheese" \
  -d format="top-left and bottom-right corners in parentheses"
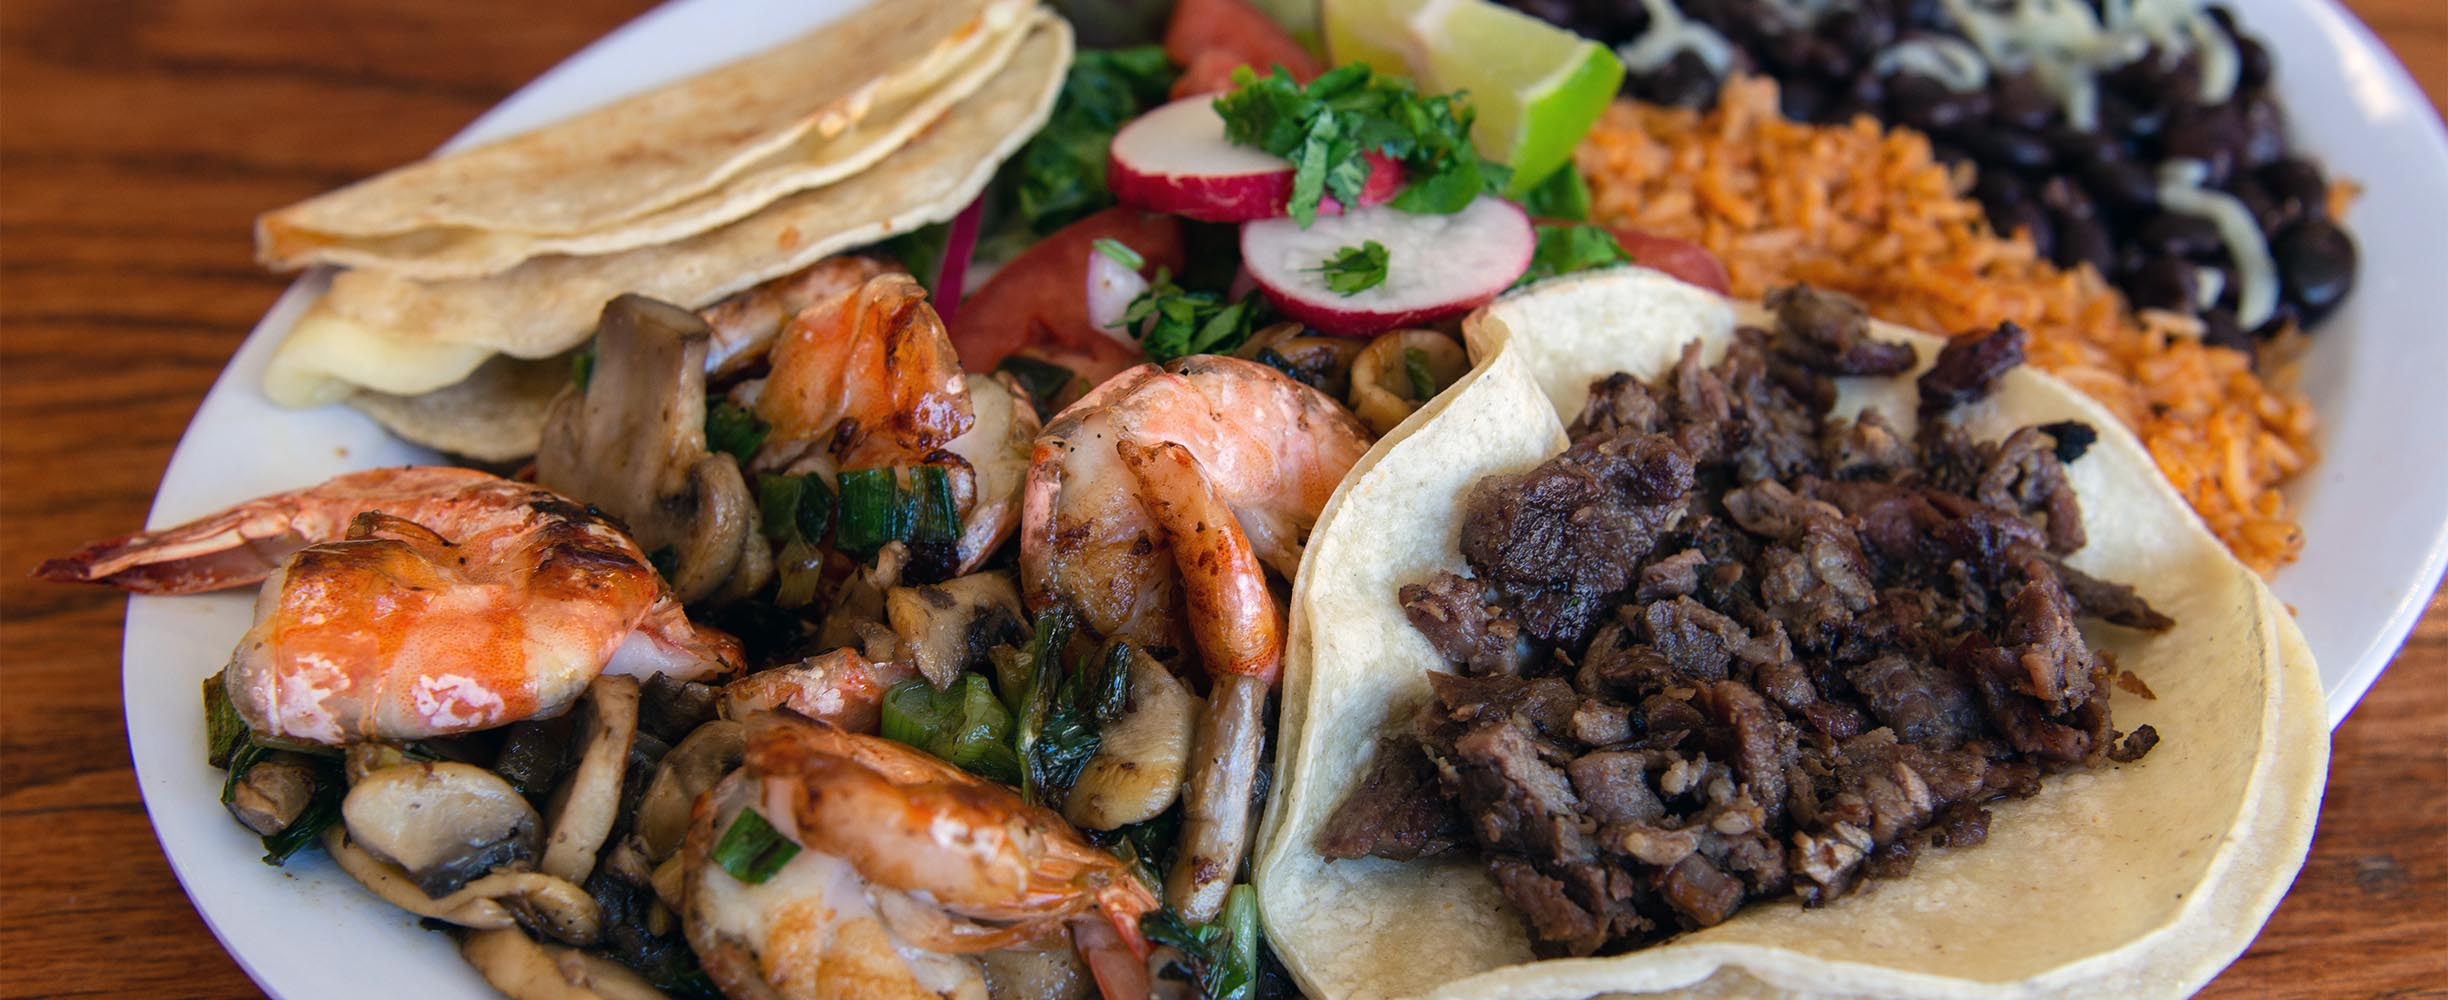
top-left (1871, 36), bottom-right (1992, 92)
top-left (2158, 159), bottom-right (2278, 328)
top-left (1618, 0), bottom-right (1737, 78)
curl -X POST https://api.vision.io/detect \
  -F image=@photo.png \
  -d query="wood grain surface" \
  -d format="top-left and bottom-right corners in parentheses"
top-left (2, 1), bottom-right (2442, 997)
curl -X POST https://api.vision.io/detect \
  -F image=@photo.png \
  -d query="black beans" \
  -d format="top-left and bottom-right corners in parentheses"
top-left (2160, 108), bottom-right (2240, 186)
top-left (1504, 0), bottom-right (2357, 333)
top-left (2139, 212), bottom-right (2225, 259)
top-left (2083, 158), bottom-right (2158, 208)
top-left (2261, 157), bottom-right (2330, 221)
top-left (2129, 257), bottom-right (2200, 313)
top-left (2199, 307), bottom-right (2252, 354)
top-left (2056, 217), bottom-right (2115, 277)
top-left (1965, 128), bottom-right (2055, 172)
top-left (2275, 219), bottom-right (2359, 325)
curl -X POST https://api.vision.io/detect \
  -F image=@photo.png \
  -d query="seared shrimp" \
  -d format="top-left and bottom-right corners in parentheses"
top-left (39, 468), bottom-right (741, 744)
top-left (756, 271), bottom-right (973, 471)
top-left (697, 255), bottom-right (898, 378)
top-left (684, 714), bottom-right (1158, 1000)
top-left (1018, 355), bottom-right (1371, 919)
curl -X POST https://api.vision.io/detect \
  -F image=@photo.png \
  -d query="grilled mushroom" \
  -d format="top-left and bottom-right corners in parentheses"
top-left (459, 928), bottom-right (668, 1000)
top-left (341, 761), bottom-right (540, 897)
top-left (541, 675), bottom-right (641, 884)
top-left (633, 720), bottom-right (746, 863)
top-left (227, 752), bottom-right (319, 836)
top-left (324, 826), bottom-right (601, 944)
top-left (884, 570), bottom-right (1027, 689)
top-left (538, 294), bottom-right (760, 605)
top-left (1347, 329), bottom-right (1469, 435)
top-left (1233, 321), bottom-right (1365, 397)
top-left (1063, 651), bottom-right (1199, 830)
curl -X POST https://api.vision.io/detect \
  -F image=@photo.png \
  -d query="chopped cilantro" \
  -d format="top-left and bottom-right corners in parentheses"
top-left (1212, 64), bottom-right (1509, 226)
top-left (1119, 269), bottom-right (1271, 361)
top-left (1313, 240), bottom-right (1389, 295)
top-left (1513, 222), bottom-right (1631, 288)
top-left (1520, 163), bottom-right (1594, 222)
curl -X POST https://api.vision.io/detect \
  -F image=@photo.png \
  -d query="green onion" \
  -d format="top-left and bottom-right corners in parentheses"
top-left (259, 771), bottom-right (343, 865)
top-left (881, 675), bottom-right (1022, 784)
top-left (1092, 236), bottom-right (1146, 271)
top-left (1221, 884), bottom-right (1261, 989)
top-left (771, 536), bottom-right (826, 610)
top-left (204, 672), bottom-right (247, 769)
top-left (703, 401), bottom-right (768, 463)
top-left (1085, 642), bottom-right (1131, 724)
top-left (835, 468), bottom-right (908, 556)
top-left (795, 475), bottom-right (836, 544)
top-left (570, 343), bottom-right (597, 390)
top-left (755, 474), bottom-right (806, 542)
top-left (995, 355), bottom-right (1077, 419)
top-left (1403, 347), bottom-right (1440, 402)
top-left (711, 808), bottom-right (801, 885)
top-left (907, 466), bottom-right (960, 547)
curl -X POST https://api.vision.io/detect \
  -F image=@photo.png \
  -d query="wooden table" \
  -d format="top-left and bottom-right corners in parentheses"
top-left (1, 1), bottom-right (2441, 996)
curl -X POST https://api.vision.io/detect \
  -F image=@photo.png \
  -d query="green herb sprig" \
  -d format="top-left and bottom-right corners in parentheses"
top-left (995, 47), bottom-right (1178, 239)
top-left (1313, 240), bottom-right (1389, 295)
top-left (1513, 222), bottom-right (1632, 289)
top-left (1213, 64), bottom-right (1510, 227)
top-left (1119, 270), bottom-right (1271, 361)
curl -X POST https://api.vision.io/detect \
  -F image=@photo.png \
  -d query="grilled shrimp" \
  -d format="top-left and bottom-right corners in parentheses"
top-left (697, 255), bottom-right (898, 378)
top-left (756, 271), bottom-right (973, 471)
top-left (684, 714), bottom-right (1158, 1000)
top-left (1018, 355), bottom-right (1372, 920)
top-left (38, 467), bottom-right (741, 744)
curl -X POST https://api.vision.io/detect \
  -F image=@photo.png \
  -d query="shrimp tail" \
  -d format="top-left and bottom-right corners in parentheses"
top-left (33, 466), bottom-right (500, 594)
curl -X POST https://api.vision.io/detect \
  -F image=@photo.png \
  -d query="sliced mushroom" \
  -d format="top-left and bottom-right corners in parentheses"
top-left (884, 570), bottom-right (1027, 689)
top-left (634, 720), bottom-right (747, 863)
top-left (542, 675), bottom-right (641, 883)
top-left (1063, 651), bottom-right (1200, 831)
top-left (323, 825), bottom-right (601, 943)
top-left (537, 294), bottom-right (759, 605)
top-left (1347, 329), bottom-right (1470, 435)
top-left (818, 541), bottom-right (908, 653)
top-left (461, 927), bottom-right (671, 1000)
top-left (493, 716), bottom-right (576, 798)
top-left (976, 944), bottom-right (1094, 1000)
top-left (639, 673), bottom-right (724, 745)
top-left (227, 752), bottom-right (319, 836)
top-left (342, 761), bottom-right (540, 897)
top-left (942, 374), bottom-right (1044, 574)
top-left (344, 742), bottom-right (415, 786)
top-left (1233, 321), bottom-right (1365, 397)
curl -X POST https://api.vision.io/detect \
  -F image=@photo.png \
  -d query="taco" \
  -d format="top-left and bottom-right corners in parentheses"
top-left (1255, 267), bottom-right (2326, 999)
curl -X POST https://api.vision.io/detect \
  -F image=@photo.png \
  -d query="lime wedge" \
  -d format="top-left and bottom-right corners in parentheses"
top-left (1414, 1), bottom-right (1623, 195)
top-left (1322, 0), bottom-right (1429, 80)
top-left (1248, 0), bottom-right (1327, 57)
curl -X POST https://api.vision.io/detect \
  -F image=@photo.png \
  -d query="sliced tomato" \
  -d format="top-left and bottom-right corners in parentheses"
top-left (948, 207), bottom-right (1185, 378)
top-left (1606, 225), bottom-right (1731, 296)
top-left (1165, 0), bottom-right (1320, 99)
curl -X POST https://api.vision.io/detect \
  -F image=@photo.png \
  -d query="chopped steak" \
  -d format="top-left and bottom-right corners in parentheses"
top-left (1401, 572), bottom-right (1530, 675)
top-left (1917, 321), bottom-right (2028, 416)
top-left (1316, 739), bottom-right (1463, 861)
top-left (1337, 291), bottom-right (2167, 957)
top-left (1766, 285), bottom-right (1918, 376)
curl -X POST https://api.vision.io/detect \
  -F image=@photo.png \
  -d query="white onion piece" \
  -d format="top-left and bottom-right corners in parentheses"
top-left (1085, 247), bottom-right (1150, 342)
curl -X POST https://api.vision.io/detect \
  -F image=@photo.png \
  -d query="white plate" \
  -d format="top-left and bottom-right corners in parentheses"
top-left (117, 0), bottom-right (2448, 996)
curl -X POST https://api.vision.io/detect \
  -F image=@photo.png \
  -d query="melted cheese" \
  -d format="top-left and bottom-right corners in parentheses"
top-left (1616, 0), bottom-right (1736, 77)
top-left (2157, 159), bottom-right (2278, 329)
top-left (263, 303), bottom-right (494, 407)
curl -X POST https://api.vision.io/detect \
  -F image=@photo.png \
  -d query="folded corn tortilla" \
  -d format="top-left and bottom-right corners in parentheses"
top-left (277, 3), bottom-right (1037, 280)
top-left (256, 0), bottom-right (1029, 272)
top-left (264, 14), bottom-right (1072, 410)
top-left (1255, 267), bottom-right (2327, 1000)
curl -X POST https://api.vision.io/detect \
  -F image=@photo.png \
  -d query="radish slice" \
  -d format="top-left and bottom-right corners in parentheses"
top-left (1085, 247), bottom-right (1150, 337)
top-left (1241, 195), bottom-right (1535, 336)
top-left (1108, 96), bottom-right (1403, 223)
